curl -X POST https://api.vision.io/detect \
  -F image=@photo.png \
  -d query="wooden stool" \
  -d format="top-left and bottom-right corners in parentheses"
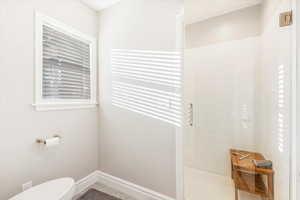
top-left (230, 149), bottom-right (274, 200)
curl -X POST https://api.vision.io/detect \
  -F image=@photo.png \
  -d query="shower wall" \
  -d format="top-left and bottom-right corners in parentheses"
top-left (185, 5), bottom-right (261, 48)
top-left (184, 5), bottom-right (261, 177)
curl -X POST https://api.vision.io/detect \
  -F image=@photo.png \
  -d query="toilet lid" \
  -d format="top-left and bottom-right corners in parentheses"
top-left (10, 178), bottom-right (75, 200)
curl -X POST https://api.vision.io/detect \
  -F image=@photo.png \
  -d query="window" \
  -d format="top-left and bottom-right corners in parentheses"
top-left (35, 13), bottom-right (97, 111)
top-left (111, 49), bottom-right (182, 126)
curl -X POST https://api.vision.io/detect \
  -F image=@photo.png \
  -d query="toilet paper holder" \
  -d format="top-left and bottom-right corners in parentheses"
top-left (36, 135), bottom-right (61, 144)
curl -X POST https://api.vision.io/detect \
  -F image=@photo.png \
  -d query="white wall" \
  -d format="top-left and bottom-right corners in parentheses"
top-left (184, 0), bottom-right (262, 25)
top-left (98, 0), bottom-right (182, 197)
top-left (184, 37), bottom-right (260, 176)
top-left (0, 1), bottom-right (99, 199)
top-left (185, 5), bottom-right (262, 48)
top-left (257, 0), bottom-right (292, 200)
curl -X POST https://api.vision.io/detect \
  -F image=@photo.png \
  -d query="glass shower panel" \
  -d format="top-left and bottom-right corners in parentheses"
top-left (183, 0), bottom-right (293, 199)
top-left (184, 37), bottom-right (259, 200)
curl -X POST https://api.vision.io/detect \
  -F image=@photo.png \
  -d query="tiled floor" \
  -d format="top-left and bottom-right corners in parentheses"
top-left (80, 168), bottom-right (259, 200)
top-left (184, 167), bottom-right (258, 200)
top-left (90, 183), bottom-right (136, 200)
top-left (79, 189), bottom-right (122, 200)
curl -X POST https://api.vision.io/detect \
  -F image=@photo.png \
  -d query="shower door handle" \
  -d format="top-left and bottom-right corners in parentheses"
top-left (189, 103), bottom-right (193, 127)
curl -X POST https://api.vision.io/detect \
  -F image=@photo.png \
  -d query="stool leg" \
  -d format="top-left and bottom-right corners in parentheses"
top-left (235, 188), bottom-right (238, 200)
top-left (268, 174), bottom-right (274, 200)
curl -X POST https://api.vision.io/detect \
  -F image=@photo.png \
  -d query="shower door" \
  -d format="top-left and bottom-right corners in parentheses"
top-left (183, 0), bottom-right (294, 199)
top-left (184, 38), bottom-right (259, 176)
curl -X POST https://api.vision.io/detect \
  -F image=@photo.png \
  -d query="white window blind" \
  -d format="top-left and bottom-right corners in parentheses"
top-left (111, 49), bottom-right (182, 126)
top-left (42, 25), bottom-right (91, 99)
top-left (35, 13), bottom-right (97, 111)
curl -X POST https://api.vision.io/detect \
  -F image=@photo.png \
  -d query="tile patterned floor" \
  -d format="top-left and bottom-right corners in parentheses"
top-left (79, 189), bottom-right (122, 200)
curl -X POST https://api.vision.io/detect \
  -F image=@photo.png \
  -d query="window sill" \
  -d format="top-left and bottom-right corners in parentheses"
top-left (33, 103), bottom-right (98, 111)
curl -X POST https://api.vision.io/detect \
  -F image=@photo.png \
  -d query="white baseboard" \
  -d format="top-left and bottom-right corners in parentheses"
top-left (74, 170), bottom-right (175, 200)
top-left (74, 171), bottom-right (98, 198)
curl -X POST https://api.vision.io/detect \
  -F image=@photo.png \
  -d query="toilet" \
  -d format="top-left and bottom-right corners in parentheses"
top-left (9, 178), bottom-right (75, 200)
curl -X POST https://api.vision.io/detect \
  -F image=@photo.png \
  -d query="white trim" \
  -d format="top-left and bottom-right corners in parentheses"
top-left (175, 8), bottom-right (184, 200)
top-left (34, 12), bottom-right (97, 111)
top-left (33, 102), bottom-right (97, 111)
top-left (74, 171), bottom-right (99, 198)
top-left (74, 171), bottom-right (175, 200)
top-left (35, 12), bottom-right (96, 42)
top-left (291, 0), bottom-right (298, 199)
top-left (95, 171), bottom-right (175, 200)
top-left (186, 0), bottom-right (262, 25)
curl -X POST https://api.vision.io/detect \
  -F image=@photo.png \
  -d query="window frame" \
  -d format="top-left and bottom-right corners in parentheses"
top-left (34, 12), bottom-right (97, 111)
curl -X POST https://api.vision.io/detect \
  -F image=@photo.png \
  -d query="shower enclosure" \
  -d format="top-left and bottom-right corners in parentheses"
top-left (182, 0), bottom-right (294, 200)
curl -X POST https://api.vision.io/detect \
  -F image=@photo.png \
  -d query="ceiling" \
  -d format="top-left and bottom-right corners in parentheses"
top-left (185, 0), bottom-right (262, 24)
top-left (81, 0), bottom-right (122, 11)
top-left (81, 0), bottom-right (262, 22)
